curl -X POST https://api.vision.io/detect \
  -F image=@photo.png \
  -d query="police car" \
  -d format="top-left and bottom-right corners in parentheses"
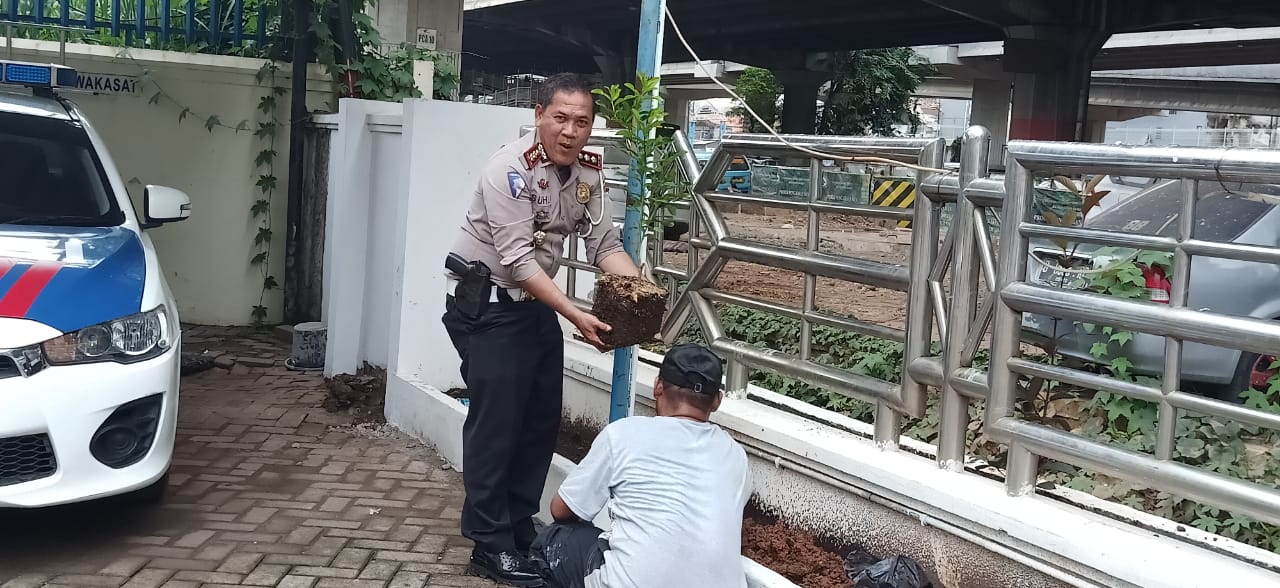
top-left (0, 59), bottom-right (190, 507)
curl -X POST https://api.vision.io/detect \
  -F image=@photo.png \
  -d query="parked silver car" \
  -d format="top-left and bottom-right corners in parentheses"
top-left (1020, 179), bottom-right (1280, 401)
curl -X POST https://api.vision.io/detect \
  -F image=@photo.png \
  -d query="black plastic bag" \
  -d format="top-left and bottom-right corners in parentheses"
top-left (843, 548), bottom-right (880, 580)
top-left (850, 555), bottom-right (933, 588)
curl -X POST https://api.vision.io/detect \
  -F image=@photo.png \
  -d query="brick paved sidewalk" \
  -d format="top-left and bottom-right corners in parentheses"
top-left (0, 326), bottom-right (494, 588)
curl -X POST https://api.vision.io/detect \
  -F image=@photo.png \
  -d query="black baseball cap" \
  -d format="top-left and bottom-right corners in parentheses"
top-left (659, 344), bottom-right (724, 395)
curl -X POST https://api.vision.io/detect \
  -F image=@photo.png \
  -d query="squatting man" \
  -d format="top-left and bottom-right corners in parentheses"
top-left (530, 343), bottom-right (752, 588)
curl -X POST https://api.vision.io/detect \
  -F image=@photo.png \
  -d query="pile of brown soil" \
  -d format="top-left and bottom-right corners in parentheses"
top-left (592, 273), bottom-right (669, 349)
top-left (556, 416), bottom-right (601, 463)
top-left (743, 514), bottom-right (853, 588)
top-left (322, 363), bottom-right (387, 425)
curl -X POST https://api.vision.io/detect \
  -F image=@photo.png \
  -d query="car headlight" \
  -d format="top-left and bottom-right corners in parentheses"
top-left (42, 306), bottom-right (174, 365)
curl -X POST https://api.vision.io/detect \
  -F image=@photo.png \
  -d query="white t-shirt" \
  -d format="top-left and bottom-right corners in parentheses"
top-left (558, 415), bottom-right (752, 588)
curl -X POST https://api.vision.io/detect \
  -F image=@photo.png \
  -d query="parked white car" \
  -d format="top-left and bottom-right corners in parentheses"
top-left (0, 60), bottom-right (190, 507)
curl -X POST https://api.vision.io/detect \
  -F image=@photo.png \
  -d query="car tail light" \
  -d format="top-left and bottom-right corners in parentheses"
top-left (1141, 264), bottom-right (1171, 304)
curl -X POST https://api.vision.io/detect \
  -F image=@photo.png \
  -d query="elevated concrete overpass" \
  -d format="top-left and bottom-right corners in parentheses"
top-left (460, 0), bottom-right (1280, 140)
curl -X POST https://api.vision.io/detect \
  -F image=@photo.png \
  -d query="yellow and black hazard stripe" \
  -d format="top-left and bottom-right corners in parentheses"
top-left (871, 178), bottom-right (916, 228)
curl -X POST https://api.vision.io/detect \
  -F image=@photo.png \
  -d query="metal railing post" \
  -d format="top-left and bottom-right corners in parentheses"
top-left (801, 158), bottom-right (821, 361)
top-left (989, 154), bottom-right (1037, 494)
top-left (1155, 178), bottom-right (1197, 460)
top-left (937, 126), bottom-right (991, 471)
top-left (898, 139), bottom-right (946, 419)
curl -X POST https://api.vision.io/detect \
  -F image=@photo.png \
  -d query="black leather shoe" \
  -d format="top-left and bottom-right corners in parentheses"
top-left (468, 548), bottom-right (545, 587)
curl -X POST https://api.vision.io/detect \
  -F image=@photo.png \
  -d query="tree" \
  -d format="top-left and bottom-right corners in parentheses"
top-left (817, 48), bottom-right (933, 137)
top-left (728, 67), bottom-right (781, 133)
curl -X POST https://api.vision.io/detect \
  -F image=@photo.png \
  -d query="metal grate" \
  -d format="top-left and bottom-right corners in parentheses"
top-left (0, 356), bottom-right (17, 379)
top-left (0, 434), bottom-right (57, 487)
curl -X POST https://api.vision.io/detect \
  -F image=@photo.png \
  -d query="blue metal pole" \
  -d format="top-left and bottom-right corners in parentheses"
top-left (609, 0), bottom-right (666, 423)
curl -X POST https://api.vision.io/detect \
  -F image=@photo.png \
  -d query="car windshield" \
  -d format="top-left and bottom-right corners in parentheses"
top-left (1085, 179), bottom-right (1280, 242)
top-left (0, 111), bottom-right (123, 227)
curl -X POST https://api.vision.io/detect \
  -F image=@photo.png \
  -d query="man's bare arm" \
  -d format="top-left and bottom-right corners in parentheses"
top-left (596, 250), bottom-right (639, 277)
top-left (519, 271), bottom-right (613, 351)
top-left (550, 494), bottom-right (581, 523)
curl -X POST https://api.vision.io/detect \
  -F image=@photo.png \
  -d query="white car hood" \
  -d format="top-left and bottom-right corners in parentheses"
top-left (0, 317), bottom-right (60, 349)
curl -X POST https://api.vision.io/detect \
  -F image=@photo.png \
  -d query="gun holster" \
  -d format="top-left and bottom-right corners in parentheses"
top-left (446, 253), bottom-right (493, 319)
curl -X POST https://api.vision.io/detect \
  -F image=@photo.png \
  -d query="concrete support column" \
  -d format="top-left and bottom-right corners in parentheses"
top-left (969, 78), bottom-right (1011, 168)
top-left (665, 94), bottom-right (692, 136)
top-left (1004, 26), bottom-right (1108, 142)
top-left (369, 0), bottom-right (463, 55)
top-left (776, 71), bottom-right (826, 135)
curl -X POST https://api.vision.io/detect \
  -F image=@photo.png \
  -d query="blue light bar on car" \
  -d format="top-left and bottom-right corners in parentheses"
top-left (0, 60), bottom-right (78, 89)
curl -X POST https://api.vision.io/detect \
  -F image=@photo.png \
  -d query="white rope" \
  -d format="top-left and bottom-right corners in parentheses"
top-left (662, 5), bottom-right (956, 176)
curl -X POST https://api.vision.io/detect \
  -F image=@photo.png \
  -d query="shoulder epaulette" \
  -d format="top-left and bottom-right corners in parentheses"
top-left (522, 142), bottom-right (547, 170)
top-left (577, 149), bottom-right (603, 170)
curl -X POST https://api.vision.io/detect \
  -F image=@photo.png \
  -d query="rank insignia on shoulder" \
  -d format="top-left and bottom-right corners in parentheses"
top-left (577, 150), bottom-right (603, 170)
top-left (522, 142), bottom-right (548, 170)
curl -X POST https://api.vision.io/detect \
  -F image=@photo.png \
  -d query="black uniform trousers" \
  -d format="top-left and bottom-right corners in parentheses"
top-left (441, 292), bottom-right (564, 554)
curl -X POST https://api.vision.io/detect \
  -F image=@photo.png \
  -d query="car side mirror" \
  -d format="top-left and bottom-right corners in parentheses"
top-left (143, 185), bottom-right (192, 229)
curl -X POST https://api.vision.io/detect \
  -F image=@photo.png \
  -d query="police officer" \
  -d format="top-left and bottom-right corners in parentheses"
top-left (441, 72), bottom-right (639, 587)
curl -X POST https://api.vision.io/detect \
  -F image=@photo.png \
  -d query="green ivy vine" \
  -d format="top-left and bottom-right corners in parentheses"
top-left (249, 60), bottom-right (286, 324)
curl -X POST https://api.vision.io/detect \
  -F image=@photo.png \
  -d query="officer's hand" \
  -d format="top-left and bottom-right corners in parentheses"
top-left (572, 311), bottom-right (613, 352)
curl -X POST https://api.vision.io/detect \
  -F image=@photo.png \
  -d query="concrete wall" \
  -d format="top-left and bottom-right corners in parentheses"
top-left (3, 38), bottom-right (331, 326)
top-left (320, 96), bottom-right (533, 378)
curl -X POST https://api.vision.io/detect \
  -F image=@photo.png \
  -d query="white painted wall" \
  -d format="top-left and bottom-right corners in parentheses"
top-left (3, 38), bottom-right (331, 326)
top-left (321, 96), bottom-right (533, 378)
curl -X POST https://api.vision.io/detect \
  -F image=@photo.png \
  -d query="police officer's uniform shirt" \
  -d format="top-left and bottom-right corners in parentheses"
top-left (558, 416), bottom-right (752, 588)
top-left (452, 133), bottom-right (624, 289)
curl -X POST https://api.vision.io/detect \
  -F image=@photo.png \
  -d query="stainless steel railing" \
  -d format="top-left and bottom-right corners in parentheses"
top-left (556, 121), bottom-right (1280, 534)
top-left (985, 140), bottom-right (1280, 526)
top-left (909, 128), bottom-right (1280, 526)
top-left (658, 133), bottom-right (945, 448)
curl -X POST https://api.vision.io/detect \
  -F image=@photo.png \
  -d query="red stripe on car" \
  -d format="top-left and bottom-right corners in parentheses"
top-left (0, 261), bottom-right (64, 318)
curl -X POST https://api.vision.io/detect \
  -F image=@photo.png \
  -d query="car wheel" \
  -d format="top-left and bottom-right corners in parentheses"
top-left (1216, 351), bottom-right (1278, 404)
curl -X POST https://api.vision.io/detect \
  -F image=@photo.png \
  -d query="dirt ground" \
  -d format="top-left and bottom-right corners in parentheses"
top-left (323, 363), bottom-right (388, 426)
top-left (661, 210), bottom-right (914, 331)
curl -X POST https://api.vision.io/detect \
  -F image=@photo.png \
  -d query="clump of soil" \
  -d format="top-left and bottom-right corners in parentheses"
top-left (323, 363), bottom-right (387, 425)
top-left (556, 415), bottom-right (601, 463)
top-left (592, 273), bottom-right (669, 349)
top-left (743, 511), bottom-right (853, 588)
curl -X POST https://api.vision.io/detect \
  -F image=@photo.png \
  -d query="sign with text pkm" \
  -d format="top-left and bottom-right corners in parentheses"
top-left (76, 72), bottom-right (143, 95)
top-left (415, 28), bottom-right (437, 50)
